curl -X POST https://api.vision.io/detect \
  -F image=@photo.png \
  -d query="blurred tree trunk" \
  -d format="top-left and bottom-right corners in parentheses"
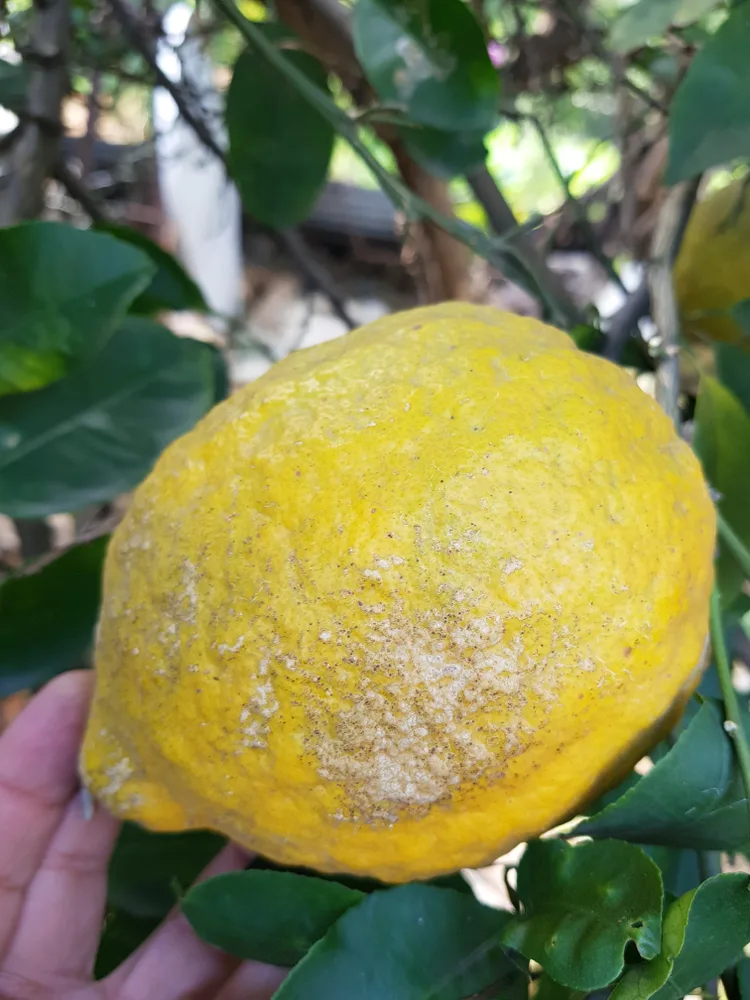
top-left (0, 0), bottom-right (70, 225)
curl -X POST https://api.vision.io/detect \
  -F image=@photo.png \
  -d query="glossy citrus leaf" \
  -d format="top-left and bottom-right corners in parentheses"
top-left (0, 536), bottom-right (108, 697)
top-left (183, 870), bottom-right (363, 966)
top-left (667, 6), bottom-right (750, 183)
top-left (0, 318), bottom-right (217, 518)
top-left (108, 824), bottom-right (225, 920)
top-left (274, 884), bottom-right (516, 1000)
top-left (694, 376), bottom-right (750, 601)
top-left (0, 223), bottom-right (154, 397)
top-left (352, 0), bottom-right (499, 133)
top-left (96, 223), bottom-right (206, 315)
top-left (503, 840), bottom-right (663, 991)
top-left (578, 701), bottom-right (750, 850)
top-left (227, 45), bottom-right (334, 227)
top-left (650, 874), bottom-right (750, 1000)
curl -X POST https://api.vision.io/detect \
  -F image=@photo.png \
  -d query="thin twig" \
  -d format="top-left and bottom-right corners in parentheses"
top-left (277, 230), bottom-right (356, 330)
top-left (52, 160), bottom-right (109, 223)
top-left (647, 177), bottom-right (700, 425)
top-left (603, 280), bottom-right (650, 361)
top-left (466, 165), bottom-right (583, 328)
top-left (527, 114), bottom-right (627, 295)
top-left (718, 512), bottom-right (750, 580)
top-left (108, 0), bottom-right (227, 164)
top-left (710, 586), bottom-right (750, 833)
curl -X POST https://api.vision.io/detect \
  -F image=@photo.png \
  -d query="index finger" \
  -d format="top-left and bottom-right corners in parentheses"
top-left (0, 670), bottom-right (93, 958)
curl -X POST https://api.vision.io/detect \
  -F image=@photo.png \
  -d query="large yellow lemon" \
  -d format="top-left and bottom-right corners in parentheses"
top-left (674, 179), bottom-right (750, 345)
top-left (81, 303), bottom-right (715, 882)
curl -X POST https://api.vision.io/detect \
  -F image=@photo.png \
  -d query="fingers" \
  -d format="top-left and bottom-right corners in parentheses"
top-left (1, 789), bottom-right (120, 982)
top-left (106, 842), bottom-right (251, 1000)
top-left (0, 670), bottom-right (94, 958)
top-left (212, 960), bottom-right (288, 1000)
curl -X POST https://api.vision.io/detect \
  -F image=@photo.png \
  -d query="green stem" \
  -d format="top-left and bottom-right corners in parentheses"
top-left (709, 586), bottom-right (750, 828)
top-left (210, 0), bottom-right (580, 329)
top-left (718, 511), bottom-right (750, 579)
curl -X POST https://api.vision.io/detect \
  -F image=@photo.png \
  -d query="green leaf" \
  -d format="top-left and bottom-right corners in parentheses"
top-left (96, 224), bottom-right (207, 315)
top-left (502, 840), bottom-right (663, 991)
top-left (0, 536), bottom-right (107, 697)
top-left (579, 701), bottom-right (750, 850)
top-left (108, 824), bottom-right (225, 920)
top-left (227, 44), bottom-right (334, 228)
top-left (0, 317), bottom-right (217, 518)
top-left (0, 58), bottom-right (27, 114)
top-left (352, 0), bottom-right (499, 134)
top-left (273, 884), bottom-right (517, 1000)
top-left (0, 223), bottom-right (154, 397)
top-left (650, 874), bottom-right (750, 1000)
top-left (400, 126), bottom-right (487, 178)
top-left (610, 955), bottom-right (673, 1000)
top-left (94, 910), bottom-right (159, 979)
top-left (731, 299), bottom-right (750, 339)
top-left (610, 0), bottom-right (682, 54)
top-left (694, 376), bottom-right (750, 601)
top-left (667, 6), bottom-right (750, 183)
top-left (183, 870), bottom-right (364, 966)
top-left (643, 847), bottom-right (703, 899)
top-left (533, 974), bottom-right (585, 1000)
top-left (715, 342), bottom-right (750, 415)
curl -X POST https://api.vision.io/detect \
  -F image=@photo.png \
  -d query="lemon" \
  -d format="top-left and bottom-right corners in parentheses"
top-left (674, 179), bottom-right (750, 345)
top-left (81, 303), bottom-right (715, 882)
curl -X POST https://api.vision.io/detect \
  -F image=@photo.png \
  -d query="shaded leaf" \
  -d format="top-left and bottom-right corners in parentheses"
top-left (502, 840), bottom-right (663, 991)
top-left (578, 701), bottom-right (750, 850)
top-left (643, 846), bottom-right (703, 899)
top-left (353, 0), bottom-right (499, 133)
top-left (97, 223), bottom-right (206, 315)
top-left (667, 7), bottom-right (750, 183)
top-left (610, 0), bottom-right (682, 53)
top-left (0, 58), bottom-right (26, 114)
top-left (0, 223), bottom-right (154, 397)
top-left (534, 974), bottom-right (585, 1000)
top-left (274, 884), bottom-right (516, 1000)
top-left (0, 317), bottom-right (217, 518)
top-left (183, 869), bottom-right (363, 966)
top-left (94, 910), bottom-right (159, 979)
top-left (227, 44), bottom-right (334, 228)
top-left (715, 342), bottom-right (750, 416)
top-left (694, 376), bottom-right (750, 601)
top-left (0, 536), bottom-right (107, 697)
top-left (651, 874), bottom-right (750, 1000)
top-left (108, 824), bottom-right (225, 920)
top-left (400, 126), bottom-right (487, 178)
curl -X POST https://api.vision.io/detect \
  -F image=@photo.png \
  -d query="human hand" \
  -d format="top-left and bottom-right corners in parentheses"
top-left (0, 670), bottom-right (286, 1000)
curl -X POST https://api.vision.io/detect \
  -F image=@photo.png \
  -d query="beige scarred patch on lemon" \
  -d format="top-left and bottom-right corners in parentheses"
top-left (81, 303), bottom-right (715, 882)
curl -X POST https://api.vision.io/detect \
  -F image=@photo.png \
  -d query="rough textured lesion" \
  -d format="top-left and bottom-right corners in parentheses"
top-left (306, 592), bottom-right (562, 824)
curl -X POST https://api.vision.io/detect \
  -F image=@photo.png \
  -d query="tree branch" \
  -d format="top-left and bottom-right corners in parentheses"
top-left (467, 164), bottom-right (583, 328)
top-left (648, 176), bottom-right (700, 425)
top-left (603, 281), bottom-right (650, 361)
top-left (0, 0), bottom-right (69, 224)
